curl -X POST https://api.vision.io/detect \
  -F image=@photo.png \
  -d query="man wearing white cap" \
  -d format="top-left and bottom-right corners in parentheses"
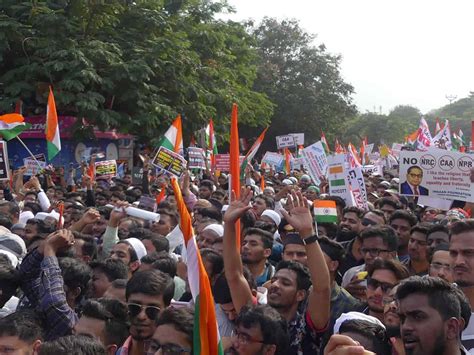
top-left (110, 237), bottom-right (147, 278)
top-left (197, 223), bottom-right (224, 250)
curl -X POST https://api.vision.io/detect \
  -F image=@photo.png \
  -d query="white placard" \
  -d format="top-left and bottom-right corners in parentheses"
top-left (301, 141), bottom-right (328, 185)
top-left (276, 135), bottom-right (296, 149)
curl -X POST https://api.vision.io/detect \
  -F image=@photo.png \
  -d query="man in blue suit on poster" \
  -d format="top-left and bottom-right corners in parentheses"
top-left (400, 165), bottom-right (429, 196)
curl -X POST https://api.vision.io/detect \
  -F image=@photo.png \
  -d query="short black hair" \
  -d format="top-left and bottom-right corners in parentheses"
top-left (23, 202), bottom-right (42, 216)
top-left (342, 206), bottom-right (365, 219)
top-left (407, 165), bottom-right (423, 174)
top-left (360, 225), bottom-right (398, 252)
top-left (396, 276), bottom-right (462, 322)
top-left (200, 248), bottom-right (224, 279)
top-left (126, 270), bottom-right (174, 306)
top-left (0, 310), bottom-right (43, 343)
top-left (318, 236), bottom-right (345, 263)
top-left (58, 257), bottom-right (92, 303)
top-left (244, 228), bottom-right (274, 250)
top-left (410, 223), bottom-right (430, 238)
top-left (389, 210), bottom-right (417, 227)
top-left (364, 209), bottom-right (386, 223)
top-left (235, 305), bottom-right (289, 355)
top-left (73, 232), bottom-right (98, 261)
top-left (213, 267), bottom-right (256, 304)
top-left (111, 279), bottom-right (128, 289)
top-left (367, 258), bottom-right (410, 281)
top-left (275, 260), bottom-right (311, 291)
top-left (155, 307), bottom-right (194, 347)
top-left (149, 252), bottom-right (178, 278)
top-left (198, 207), bottom-right (223, 223)
top-left (450, 220), bottom-right (474, 239)
top-left (80, 299), bottom-right (129, 347)
top-left (339, 319), bottom-right (390, 355)
top-left (0, 215), bottom-right (13, 229)
top-left (377, 197), bottom-right (401, 210)
top-left (38, 335), bottom-right (106, 355)
top-left (199, 179), bottom-right (215, 190)
top-left (89, 259), bottom-right (128, 282)
top-left (254, 194), bottom-right (275, 210)
top-left (427, 224), bottom-right (449, 237)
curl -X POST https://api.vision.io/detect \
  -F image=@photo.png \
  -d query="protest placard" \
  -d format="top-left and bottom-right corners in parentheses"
top-left (0, 141), bottom-right (10, 181)
top-left (347, 166), bottom-right (368, 210)
top-left (399, 149), bottom-right (474, 202)
top-left (152, 147), bottom-right (187, 177)
top-left (132, 167), bottom-right (144, 185)
top-left (327, 154), bottom-right (352, 206)
top-left (95, 160), bottom-right (117, 179)
top-left (276, 135), bottom-right (296, 149)
top-left (301, 141), bottom-right (328, 185)
top-left (362, 164), bottom-right (383, 176)
top-left (391, 143), bottom-right (403, 158)
top-left (214, 154), bottom-right (245, 172)
top-left (23, 158), bottom-right (47, 176)
top-left (188, 147), bottom-right (206, 170)
top-left (261, 152), bottom-right (284, 167)
top-left (290, 133), bottom-right (305, 145)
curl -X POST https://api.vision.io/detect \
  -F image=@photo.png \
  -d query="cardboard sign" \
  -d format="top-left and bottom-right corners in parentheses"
top-left (152, 147), bottom-right (187, 177)
top-left (188, 147), bottom-right (206, 170)
top-left (347, 166), bottom-right (368, 210)
top-left (399, 149), bottom-right (474, 202)
top-left (261, 152), bottom-right (284, 167)
top-left (327, 154), bottom-right (352, 206)
top-left (23, 158), bottom-right (47, 176)
top-left (362, 165), bottom-right (383, 176)
top-left (215, 154), bottom-right (245, 172)
top-left (95, 160), bottom-right (117, 179)
top-left (0, 141), bottom-right (10, 181)
top-left (276, 135), bottom-right (296, 149)
top-left (301, 141), bottom-right (328, 185)
top-left (290, 133), bottom-right (305, 145)
top-left (132, 167), bottom-right (144, 185)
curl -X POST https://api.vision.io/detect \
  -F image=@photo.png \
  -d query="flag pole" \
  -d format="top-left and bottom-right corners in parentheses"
top-left (15, 136), bottom-right (44, 170)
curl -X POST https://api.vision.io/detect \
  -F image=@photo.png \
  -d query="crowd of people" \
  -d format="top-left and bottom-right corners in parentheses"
top-left (0, 157), bottom-right (472, 355)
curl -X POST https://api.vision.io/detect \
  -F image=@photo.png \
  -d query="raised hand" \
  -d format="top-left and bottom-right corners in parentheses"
top-left (80, 208), bottom-right (101, 225)
top-left (43, 229), bottom-right (75, 255)
top-left (280, 190), bottom-right (314, 238)
top-left (223, 187), bottom-right (253, 224)
top-left (109, 201), bottom-right (129, 227)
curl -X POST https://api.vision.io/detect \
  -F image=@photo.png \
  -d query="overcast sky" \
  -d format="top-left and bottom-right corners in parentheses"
top-left (222, 0), bottom-right (474, 114)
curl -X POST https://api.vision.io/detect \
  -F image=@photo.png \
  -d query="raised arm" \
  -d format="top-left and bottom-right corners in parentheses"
top-left (281, 190), bottom-right (331, 330)
top-left (222, 187), bottom-right (254, 313)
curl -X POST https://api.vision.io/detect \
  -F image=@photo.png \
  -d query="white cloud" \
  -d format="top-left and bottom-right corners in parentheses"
top-left (222, 0), bottom-right (474, 113)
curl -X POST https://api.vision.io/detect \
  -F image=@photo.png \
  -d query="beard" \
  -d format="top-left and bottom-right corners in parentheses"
top-left (336, 228), bottom-right (358, 242)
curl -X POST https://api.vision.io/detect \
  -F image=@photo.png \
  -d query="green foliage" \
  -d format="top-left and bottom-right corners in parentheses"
top-left (0, 0), bottom-right (273, 143)
top-left (249, 18), bottom-right (356, 149)
top-left (340, 105), bottom-right (421, 146)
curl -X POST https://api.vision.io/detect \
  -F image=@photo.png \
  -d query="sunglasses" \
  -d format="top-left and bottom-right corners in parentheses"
top-left (367, 278), bottom-right (395, 293)
top-left (361, 218), bottom-right (377, 227)
top-left (127, 303), bottom-right (161, 320)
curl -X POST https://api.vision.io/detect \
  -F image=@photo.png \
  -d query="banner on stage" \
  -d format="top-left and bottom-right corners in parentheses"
top-left (399, 149), bottom-right (473, 202)
top-left (152, 147), bottom-right (187, 177)
top-left (95, 160), bottom-right (117, 179)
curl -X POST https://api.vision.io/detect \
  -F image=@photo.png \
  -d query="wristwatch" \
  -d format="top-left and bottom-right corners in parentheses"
top-left (302, 234), bottom-right (319, 246)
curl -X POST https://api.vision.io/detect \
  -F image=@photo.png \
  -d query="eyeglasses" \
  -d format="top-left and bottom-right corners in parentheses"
top-left (367, 278), bottom-right (395, 293)
top-left (430, 262), bottom-right (452, 271)
top-left (360, 247), bottom-right (390, 257)
top-left (127, 303), bottom-right (161, 320)
top-left (232, 329), bottom-right (265, 345)
top-left (147, 340), bottom-right (192, 355)
top-left (361, 218), bottom-right (377, 227)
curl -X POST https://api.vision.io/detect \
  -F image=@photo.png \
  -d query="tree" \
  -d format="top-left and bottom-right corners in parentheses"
top-left (249, 18), bottom-right (356, 150)
top-left (0, 0), bottom-right (273, 144)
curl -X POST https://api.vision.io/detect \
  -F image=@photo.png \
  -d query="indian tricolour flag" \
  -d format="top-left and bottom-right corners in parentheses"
top-left (45, 87), bottom-right (61, 160)
top-left (0, 113), bottom-right (31, 141)
top-left (159, 115), bottom-right (183, 155)
top-left (171, 178), bottom-right (224, 355)
top-left (240, 127), bottom-right (268, 178)
top-left (313, 200), bottom-right (338, 223)
top-left (205, 119), bottom-right (218, 169)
